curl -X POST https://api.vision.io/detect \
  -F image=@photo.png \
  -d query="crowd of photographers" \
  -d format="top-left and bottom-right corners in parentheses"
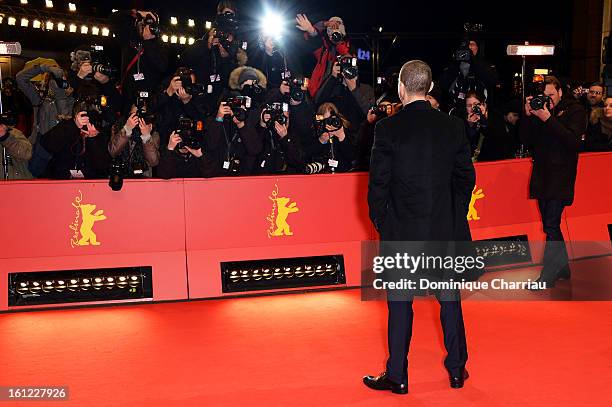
top-left (1, 0), bottom-right (611, 183)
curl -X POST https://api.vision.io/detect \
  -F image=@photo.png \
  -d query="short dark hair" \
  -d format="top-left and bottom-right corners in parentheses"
top-left (590, 82), bottom-right (604, 89)
top-left (544, 76), bottom-right (562, 91)
top-left (217, 0), bottom-right (237, 14)
top-left (399, 60), bottom-right (432, 95)
top-left (465, 90), bottom-right (486, 104)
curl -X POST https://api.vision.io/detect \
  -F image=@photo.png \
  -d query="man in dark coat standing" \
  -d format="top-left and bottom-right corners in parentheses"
top-left (364, 60), bottom-right (476, 394)
top-left (520, 76), bottom-right (586, 288)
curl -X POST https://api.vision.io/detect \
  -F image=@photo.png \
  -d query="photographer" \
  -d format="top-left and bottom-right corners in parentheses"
top-left (157, 128), bottom-right (217, 179)
top-left (252, 103), bottom-right (304, 175)
top-left (519, 76), bottom-right (586, 288)
top-left (354, 102), bottom-right (400, 171)
top-left (111, 9), bottom-right (168, 111)
top-left (303, 102), bottom-right (355, 173)
top-left (296, 15), bottom-right (352, 99)
top-left (39, 100), bottom-right (111, 179)
top-left (250, 35), bottom-right (302, 90)
top-left (584, 96), bottom-right (612, 152)
top-left (181, 1), bottom-right (246, 115)
top-left (314, 55), bottom-right (374, 132)
top-left (0, 123), bottom-right (32, 180)
top-left (68, 48), bottom-right (121, 116)
top-left (16, 60), bottom-right (74, 140)
top-left (109, 104), bottom-right (160, 178)
top-left (441, 37), bottom-right (498, 112)
top-left (465, 91), bottom-right (514, 162)
top-left (154, 68), bottom-right (208, 148)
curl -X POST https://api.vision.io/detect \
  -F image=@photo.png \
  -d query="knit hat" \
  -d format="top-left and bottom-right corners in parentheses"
top-left (238, 67), bottom-right (260, 86)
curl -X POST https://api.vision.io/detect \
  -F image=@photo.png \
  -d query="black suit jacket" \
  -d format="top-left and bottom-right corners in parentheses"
top-left (368, 100), bottom-right (475, 242)
top-left (519, 98), bottom-right (586, 203)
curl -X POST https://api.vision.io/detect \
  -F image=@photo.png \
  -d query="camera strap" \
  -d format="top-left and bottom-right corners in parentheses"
top-left (119, 47), bottom-right (145, 93)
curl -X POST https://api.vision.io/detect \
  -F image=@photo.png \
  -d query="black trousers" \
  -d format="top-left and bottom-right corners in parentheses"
top-left (537, 199), bottom-right (571, 280)
top-left (386, 291), bottom-right (468, 385)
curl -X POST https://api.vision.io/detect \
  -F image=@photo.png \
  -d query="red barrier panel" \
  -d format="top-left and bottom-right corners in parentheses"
top-left (0, 180), bottom-right (188, 311)
top-left (1, 153), bottom-right (610, 310)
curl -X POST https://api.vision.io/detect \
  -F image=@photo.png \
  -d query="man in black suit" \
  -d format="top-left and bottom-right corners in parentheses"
top-left (364, 60), bottom-right (476, 394)
top-left (520, 76), bottom-right (586, 288)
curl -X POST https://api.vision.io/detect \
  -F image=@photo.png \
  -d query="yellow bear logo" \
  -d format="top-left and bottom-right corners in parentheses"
top-left (467, 186), bottom-right (485, 221)
top-left (271, 197), bottom-right (299, 236)
top-left (69, 190), bottom-right (108, 248)
top-left (78, 204), bottom-right (107, 246)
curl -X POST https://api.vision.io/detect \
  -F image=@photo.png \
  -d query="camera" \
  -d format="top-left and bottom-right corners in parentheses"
top-left (454, 40), bottom-right (471, 62)
top-left (329, 30), bottom-right (345, 44)
top-left (108, 158), bottom-right (125, 191)
top-left (304, 162), bottom-right (326, 175)
top-left (87, 45), bottom-right (117, 78)
top-left (529, 95), bottom-right (552, 111)
top-left (178, 70), bottom-right (206, 97)
top-left (132, 92), bottom-right (155, 138)
top-left (288, 77), bottom-right (309, 103)
top-left (175, 117), bottom-right (202, 150)
top-left (262, 103), bottom-right (288, 128)
top-left (337, 56), bottom-right (358, 80)
top-left (215, 11), bottom-right (239, 49)
top-left (371, 104), bottom-right (393, 119)
top-left (53, 76), bottom-right (70, 90)
top-left (472, 104), bottom-right (483, 116)
top-left (226, 96), bottom-right (252, 122)
top-left (315, 114), bottom-right (342, 135)
top-left (136, 13), bottom-right (161, 37)
top-left (0, 112), bottom-right (18, 127)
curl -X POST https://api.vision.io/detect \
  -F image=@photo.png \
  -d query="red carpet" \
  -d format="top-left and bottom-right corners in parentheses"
top-left (1, 270), bottom-right (612, 406)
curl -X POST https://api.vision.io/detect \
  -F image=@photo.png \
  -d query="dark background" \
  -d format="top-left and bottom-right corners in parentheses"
top-left (0, 0), bottom-right (606, 91)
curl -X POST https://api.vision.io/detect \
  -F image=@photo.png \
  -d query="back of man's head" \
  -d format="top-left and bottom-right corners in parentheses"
top-left (399, 60), bottom-right (432, 96)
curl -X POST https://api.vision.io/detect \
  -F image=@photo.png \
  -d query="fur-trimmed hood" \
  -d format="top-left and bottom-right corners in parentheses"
top-left (228, 66), bottom-right (267, 91)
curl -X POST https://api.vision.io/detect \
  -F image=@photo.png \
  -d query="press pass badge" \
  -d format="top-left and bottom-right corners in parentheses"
top-left (70, 169), bottom-right (85, 179)
top-left (328, 159), bottom-right (339, 168)
top-left (133, 73), bottom-right (145, 81)
top-left (223, 161), bottom-right (230, 170)
top-left (281, 71), bottom-right (292, 80)
top-left (207, 84), bottom-right (214, 94)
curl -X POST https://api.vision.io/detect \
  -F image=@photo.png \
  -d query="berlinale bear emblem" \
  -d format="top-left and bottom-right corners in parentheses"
top-left (69, 190), bottom-right (108, 248)
top-left (267, 183), bottom-right (300, 238)
top-left (467, 186), bottom-right (485, 221)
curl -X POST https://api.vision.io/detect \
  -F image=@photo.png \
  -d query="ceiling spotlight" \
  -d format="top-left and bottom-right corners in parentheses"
top-left (69, 23), bottom-right (77, 32)
top-left (170, 17), bottom-right (177, 25)
top-left (20, 18), bottom-right (29, 27)
top-left (68, 2), bottom-right (76, 12)
top-left (57, 22), bottom-right (65, 31)
top-left (161, 34), bottom-right (169, 43)
top-left (45, 21), bottom-right (53, 30)
top-left (33, 19), bottom-right (42, 29)
top-left (101, 27), bottom-right (110, 36)
top-left (188, 37), bottom-right (195, 45)
top-left (45, 0), bottom-right (53, 8)
top-left (8, 17), bottom-right (16, 26)
top-left (92, 26), bottom-right (99, 35)
top-left (179, 36), bottom-right (186, 44)
top-left (188, 19), bottom-right (195, 27)
top-left (170, 35), bottom-right (177, 44)
top-left (80, 25), bottom-right (88, 34)
top-left (20, 0), bottom-right (28, 4)
top-left (205, 21), bottom-right (212, 30)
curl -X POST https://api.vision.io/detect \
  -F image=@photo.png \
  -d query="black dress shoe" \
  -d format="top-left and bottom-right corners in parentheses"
top-left (363, 372), bottom-right (408, 394)
top-left (557, 266), bottom-right (571, 280)
top-left (449, 369), bottom-right (469, 388)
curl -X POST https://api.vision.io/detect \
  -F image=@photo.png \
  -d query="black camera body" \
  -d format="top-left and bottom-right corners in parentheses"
top-left (215, 11), bottom-right (239, 49)
top-left (88, 45), bottom-right (117, 78)
top-left (315, 114), bottom-right (342, 135)
top-left (176, 117), bottom-right (202, 150)
top-left (472, 104), bottom-right (483, 116)
top-left (289, 78), bottom-right (309, 103)
top-left (226, 96), bottom-right (252, 122)
top-left (454, 40), bottom-right (471, 63)
top-left (263, 103), bottom-right (288, 128)
top-left (329, 30), bottom-right (345, 44)
top-left (337, 56), bottom-right (358, 80)
top-left (139, 14), bottom-right (161, 36)
top-left (371, 104), bottom-right (393, 119)
top-left (53, 76), bottom-right (70, 90)
top-left (529, 95), bottom-right (552, 111)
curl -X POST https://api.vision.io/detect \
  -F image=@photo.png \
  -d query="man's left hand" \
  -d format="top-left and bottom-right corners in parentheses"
top-left (93, 72), bottom-right (110, 84)
top-left (532, 104), bottom-right (552, 122)
top-left (345, 76), bottom-right (357, 91)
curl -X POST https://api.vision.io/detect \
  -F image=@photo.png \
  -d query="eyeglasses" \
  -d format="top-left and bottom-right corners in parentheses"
top-left (589, 90), bottom-right (603, 95)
